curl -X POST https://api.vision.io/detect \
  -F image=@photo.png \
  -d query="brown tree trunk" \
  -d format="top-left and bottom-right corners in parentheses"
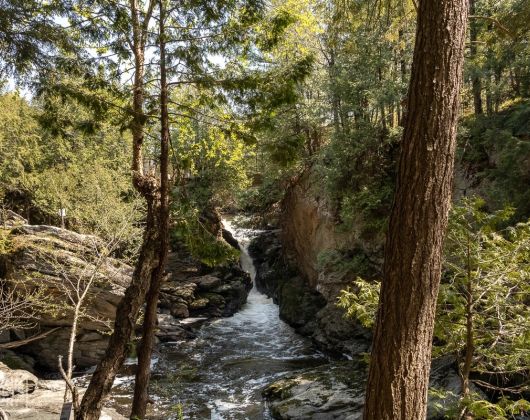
top-left (76, 1), bottom-right (158, 419)
top-left (363, 0), bottom-right (468, 418)
top-left (130, 0), bottom-right (171, 417)
top-left (469, 0), bottom-right (483, 115)
top-left (398, 29), bottom-right (406, 127)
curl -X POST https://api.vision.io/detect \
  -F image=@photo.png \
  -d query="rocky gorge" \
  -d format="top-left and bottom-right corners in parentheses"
top-left (247, 173), bottom-right (514, 420)
top-left (0, 214), bottom-right (252, 418)
top-left (248, 173), bottom-right (377, 358)
top-left (0, 205), bottom-right (527, 419)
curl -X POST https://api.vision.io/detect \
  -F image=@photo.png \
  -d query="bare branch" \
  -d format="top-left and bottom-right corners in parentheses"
top-left (0, 327), bottom-right (61, 349)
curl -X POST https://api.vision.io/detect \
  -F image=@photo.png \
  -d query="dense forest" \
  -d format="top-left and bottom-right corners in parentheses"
top-left (0, 0), bottom-right (529, 419)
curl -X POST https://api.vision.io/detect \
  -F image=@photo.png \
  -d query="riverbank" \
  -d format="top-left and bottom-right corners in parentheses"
top-left (103, 220), bottom-right (328, 418)
top-left (0, 361), bottom-right (124, 420)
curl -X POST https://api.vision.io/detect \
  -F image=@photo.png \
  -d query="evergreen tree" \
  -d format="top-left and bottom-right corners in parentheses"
top-left (363, 0), bottom-right (469, 418)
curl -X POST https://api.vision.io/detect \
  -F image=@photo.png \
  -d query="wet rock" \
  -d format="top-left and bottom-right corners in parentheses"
top-left (264, 357), bottom-right (476, 419)
top-left (312, 305), bottom-right (371, 356)
top-left (263, 361), bottom-right (366, 420)
top-left (161, 254), bottom-right (252, 319)
top-left (222, 228), bottom-right (239, 249)
top-left (156, 314), bottom-right (200, 343)
top-left (190, 274), bottom-right (221, 291)
top-left (169, 302), bottom-right (189, 318)
top-left (278, 277), bottom-right (326, 329)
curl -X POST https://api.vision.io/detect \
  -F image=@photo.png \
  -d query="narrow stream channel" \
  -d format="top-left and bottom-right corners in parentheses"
top-left (111, 220), bottom-right (327, 419)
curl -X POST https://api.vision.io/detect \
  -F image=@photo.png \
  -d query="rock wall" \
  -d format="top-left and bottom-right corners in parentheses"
top-left (250, 172), bottom-right (383, 356)
top-left (0, 224), bottom-right (251, 372)
top-left (0, 225), bottom-right (131, 371)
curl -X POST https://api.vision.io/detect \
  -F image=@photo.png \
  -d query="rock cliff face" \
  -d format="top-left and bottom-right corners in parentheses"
top-left (250, 172), bottom-right (382, 356)
top-left (0, 225), bottom-right (131, 370)
top-left (0, 224), bottom-right (251, 371)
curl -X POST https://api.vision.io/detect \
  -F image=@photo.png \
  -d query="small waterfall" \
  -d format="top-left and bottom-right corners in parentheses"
top-left (111, 218), bottom-right (326, 419)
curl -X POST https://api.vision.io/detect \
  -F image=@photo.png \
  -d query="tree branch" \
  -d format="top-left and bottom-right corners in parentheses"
top-left (0, 327), bottom-right (62, 349)
top-left (468, 15), bottom-right (514, 38)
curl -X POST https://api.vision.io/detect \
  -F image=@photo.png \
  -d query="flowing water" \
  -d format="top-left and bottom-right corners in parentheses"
top-left (111, 220), bottom-right (327, 419)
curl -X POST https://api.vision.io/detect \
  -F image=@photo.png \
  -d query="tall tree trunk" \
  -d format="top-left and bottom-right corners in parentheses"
top-left (398, 29), bottom-right (407, 127)
top-left (328, 48), bottom-right (341, 135)
top-left (76, 1), bottom-right (158, 419)
top-left (131, 0), bottom-right (171, 417)
top-left (469, 0), bottom-right (483, 115)
top-left (363, 0), bottom-right (468, 418)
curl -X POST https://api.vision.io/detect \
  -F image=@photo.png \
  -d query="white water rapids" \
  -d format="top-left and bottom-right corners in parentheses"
top-left (110, 219), bottom-right (325, 419)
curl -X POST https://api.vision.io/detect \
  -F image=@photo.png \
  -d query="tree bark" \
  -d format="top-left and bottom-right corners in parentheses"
top-left (469, 0), bottom-right (483, 115)
top-left (130, 0), bottom-right (171, 417)
top-left (363, 0), bottom-right (468, 418)
top-left (76, 1), bottom-right (159, 419)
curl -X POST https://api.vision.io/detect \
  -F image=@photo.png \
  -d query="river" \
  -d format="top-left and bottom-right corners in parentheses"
top-left (110, 220), bottom-right (327, 419)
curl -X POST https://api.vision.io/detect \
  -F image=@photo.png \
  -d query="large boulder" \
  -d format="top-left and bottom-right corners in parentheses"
top-left (263, 361), bottom-right (366, 420)
top-left (0, 362), bottom-right (37, 397)
top-left (0, 362), bottom-right (125, 419)
top-left (0, 225), bottom-right (132, 370)
top-left (263, 356), bottom-right (479, 420)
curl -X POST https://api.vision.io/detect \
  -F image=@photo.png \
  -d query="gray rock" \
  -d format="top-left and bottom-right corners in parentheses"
top-left (0, 211), bottom-right (27, 228)
top-left (1, 225), bottom-right (132, 370)
top-left (263, 361), bottom-right (366, 419)
top-left (1, 369), bottom-right (125, 419)
top-left (0, 362), bottom-right (38, 397)
top-left (189, 275), bottom-right (222, 291)
top-left (264, 357), bottom-right (475, 419)
top-left (0, 350), bottom-right (36, 373)
top-left (169, 302), bottom-right (189, 318)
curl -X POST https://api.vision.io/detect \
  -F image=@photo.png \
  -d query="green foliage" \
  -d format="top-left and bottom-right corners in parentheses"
top-left (454, 393), bottom-right (530, 420)
top-left (0, 92), bottom-right (142, 254)
top-left (0, 0), bottom-right (73, 75)
top-left (170, 88), bottom-right (251, 209)
top-left (0, 229), bottom-right (12, 255)
top-left (336, 278), bottom-right (379, 328)
top-left (238, 174), bottom-right (287, 214)
top-left (437, 197), bottom-right (530, 375)
top-left (459, 101), bottom-right (530, 220)
top-left (428, 388), bottom-right (461, 419)
top-left (171, 403), bottom-right (184, 420)
top-left (317, 248), bottom-right (372, 278)
top-left (314, 124), bottom-right (398, 234)
top-left (171, 200), bottom-right (239, 267)
top-left (337, 197), bottom-right (530, 415)
top-left (0, 92), bottom-right (42, 188)
top-left (463, 394), bottom-right (507, 420)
